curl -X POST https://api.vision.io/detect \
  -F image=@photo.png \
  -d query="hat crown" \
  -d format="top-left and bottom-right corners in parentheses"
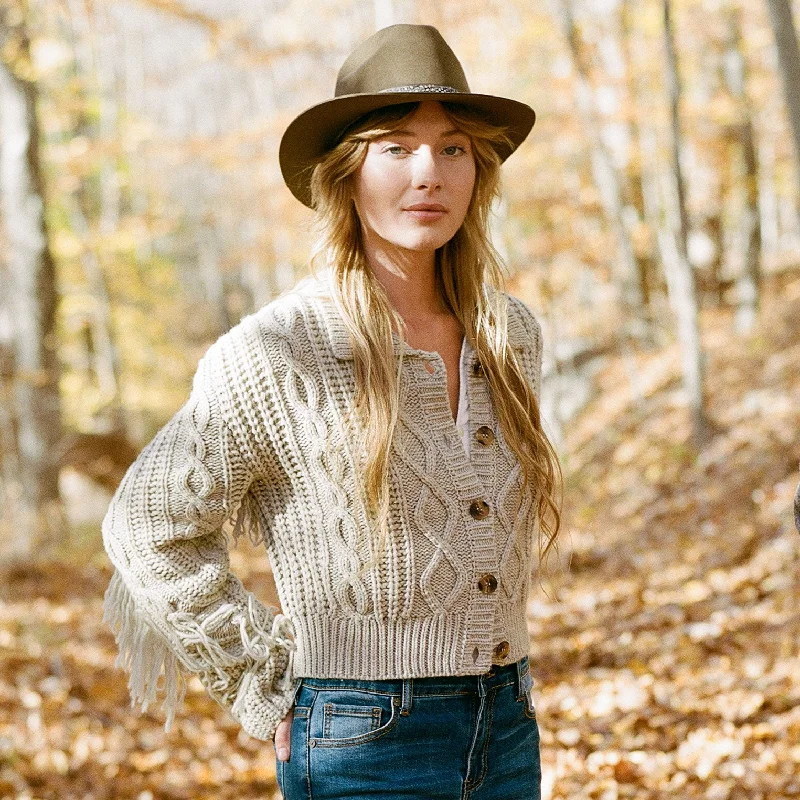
top-left (335, 24), bottom-right (470, 97)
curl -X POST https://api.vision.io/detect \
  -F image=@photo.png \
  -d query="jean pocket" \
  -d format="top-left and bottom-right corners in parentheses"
top-left (309, 688), bottom-right (401, 748)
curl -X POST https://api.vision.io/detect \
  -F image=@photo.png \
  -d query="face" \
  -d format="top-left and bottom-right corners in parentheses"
top-left (352, 100), bottom-right (477, 261)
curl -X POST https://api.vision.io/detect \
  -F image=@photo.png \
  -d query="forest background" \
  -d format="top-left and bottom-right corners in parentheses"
top-left (1, 0), bottom-right (799, 798)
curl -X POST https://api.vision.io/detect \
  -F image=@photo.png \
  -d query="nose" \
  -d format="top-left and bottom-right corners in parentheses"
top-left (411, 146), bottom-right (442, 191)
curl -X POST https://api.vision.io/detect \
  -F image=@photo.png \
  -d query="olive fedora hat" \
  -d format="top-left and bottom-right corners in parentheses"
top-left (279, 23), bottom-right (536, 208)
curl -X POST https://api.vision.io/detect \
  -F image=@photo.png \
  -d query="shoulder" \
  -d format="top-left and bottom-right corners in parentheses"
top-left (499, 291), bottom-right (544, 398)
top-left (502, 292), bottom-right (543, 353)
top-left (189, 274), bottom-right (326, 396)
top-left (207, 271), bottom-right (331, 367)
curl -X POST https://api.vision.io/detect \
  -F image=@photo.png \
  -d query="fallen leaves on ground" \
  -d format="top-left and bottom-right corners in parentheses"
top-left (530, 269), bottom-right (800, 799)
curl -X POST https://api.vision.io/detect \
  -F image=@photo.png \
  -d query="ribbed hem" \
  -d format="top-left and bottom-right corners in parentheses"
top-left (291, 608), bottom-right (530, 678)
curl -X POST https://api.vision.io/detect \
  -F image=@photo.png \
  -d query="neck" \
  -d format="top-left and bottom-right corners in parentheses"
top-left (361, 230), bottom-right (447, 319)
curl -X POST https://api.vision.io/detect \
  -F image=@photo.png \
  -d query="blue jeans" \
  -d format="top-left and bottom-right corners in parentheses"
top-left (276, 655), bottom-right (541, 800)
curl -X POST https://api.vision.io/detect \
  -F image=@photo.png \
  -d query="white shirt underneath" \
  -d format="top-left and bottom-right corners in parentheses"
top-left (454, 335), bottom-right (470, 459)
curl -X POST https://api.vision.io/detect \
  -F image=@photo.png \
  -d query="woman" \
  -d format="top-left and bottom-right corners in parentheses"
top-left (102, 23), bottom-right (562, 800)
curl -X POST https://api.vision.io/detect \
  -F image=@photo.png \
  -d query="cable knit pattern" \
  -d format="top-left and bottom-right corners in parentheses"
top-left (101, 268), bottom-right (543, 742)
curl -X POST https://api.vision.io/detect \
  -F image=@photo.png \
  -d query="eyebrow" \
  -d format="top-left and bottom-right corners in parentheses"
top-left (389, 128), bottom-right (467, 138)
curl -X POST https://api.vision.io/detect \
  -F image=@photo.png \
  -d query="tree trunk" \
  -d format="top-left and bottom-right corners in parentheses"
top-left (661, 0), bottom-right (710, 445)
top-left (0, 7), bottom-right (67, 557)
top-left (765, 0), bottom-right (800, 206)
top-left (723, 5), bottom-right (762, 333)
top-left (620, 0), bottom-right (658, 317)
top-left (0, 283), bottom-right (22, 549)
top-left (198, 217), bottom-right (232, 338)
top-left (58, 0), bottom-right (128, 434)
top-left (553, 0), bottom-right (647, 336)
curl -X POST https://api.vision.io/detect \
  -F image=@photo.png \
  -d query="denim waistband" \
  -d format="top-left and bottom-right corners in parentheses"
top-left (297, 655), bottom-right (530, 700)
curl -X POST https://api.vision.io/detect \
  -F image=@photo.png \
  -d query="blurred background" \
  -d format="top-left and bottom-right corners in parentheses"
top-left (1, 0), bottom-right (799, 797)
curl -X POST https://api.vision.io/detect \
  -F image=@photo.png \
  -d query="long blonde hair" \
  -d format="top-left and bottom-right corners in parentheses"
top-left (306, 101), bottom-right (563, 582)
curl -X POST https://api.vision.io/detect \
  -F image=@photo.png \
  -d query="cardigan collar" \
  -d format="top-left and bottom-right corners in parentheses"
top-left (298, 268), bottom-right (529, 361)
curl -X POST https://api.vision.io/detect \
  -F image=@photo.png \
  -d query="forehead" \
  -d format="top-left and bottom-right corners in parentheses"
top-left (385, 101), bottom-right (468, 136)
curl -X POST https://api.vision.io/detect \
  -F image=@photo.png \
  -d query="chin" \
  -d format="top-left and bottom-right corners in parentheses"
top-left (397, 230), bottom-right (458, 252)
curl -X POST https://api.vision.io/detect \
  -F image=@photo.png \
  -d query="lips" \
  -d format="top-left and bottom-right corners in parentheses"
top-left (404, 203), bottom-right (448, 212)
top-left (403, 203), bottom-right (449, 221)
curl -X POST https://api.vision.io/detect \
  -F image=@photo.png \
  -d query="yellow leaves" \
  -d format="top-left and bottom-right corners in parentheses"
top-left (130, 748), bottom-right (170, 772)
top-left (676, 729), bottom-right (745, 779)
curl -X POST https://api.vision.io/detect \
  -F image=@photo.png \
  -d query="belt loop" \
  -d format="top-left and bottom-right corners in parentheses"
top-left (400, 678), bottom-right (413, 716)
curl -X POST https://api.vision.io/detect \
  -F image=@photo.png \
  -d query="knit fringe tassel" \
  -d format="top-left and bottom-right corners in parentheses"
top-left (229, 489), bottom-right (269, 549)
top-left (102, 568), bottom-right (187, 732)
top-left (103, 567), bottom-right (297, 732)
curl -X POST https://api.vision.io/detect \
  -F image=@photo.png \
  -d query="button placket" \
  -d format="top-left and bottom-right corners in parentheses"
top-left (403, 344), bottom-right (499, 675)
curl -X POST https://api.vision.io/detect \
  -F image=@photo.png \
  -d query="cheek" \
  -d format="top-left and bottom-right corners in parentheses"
top-left (454, 167), bottom-right (477, 218)
top-left (360, 156), bottom-right (405, 192)
top-left (356, 169), bottom-right (404, 223)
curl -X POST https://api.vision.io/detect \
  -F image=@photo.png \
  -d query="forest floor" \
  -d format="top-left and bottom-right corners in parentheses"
top-left (0, 270), bottom-right (799, 800)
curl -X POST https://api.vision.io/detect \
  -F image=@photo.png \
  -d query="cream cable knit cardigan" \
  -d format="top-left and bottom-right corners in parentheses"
top-left (101, 269), bottom-right (544, 743)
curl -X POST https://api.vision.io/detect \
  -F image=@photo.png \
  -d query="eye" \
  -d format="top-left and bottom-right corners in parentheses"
top-left (383, 144), bottom-right (406, 156)
top-left (443, 144), bottom-right (467, 156)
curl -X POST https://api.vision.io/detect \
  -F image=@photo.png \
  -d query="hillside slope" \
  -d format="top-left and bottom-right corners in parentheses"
top-left (531, 268), bottom-right (800, 799)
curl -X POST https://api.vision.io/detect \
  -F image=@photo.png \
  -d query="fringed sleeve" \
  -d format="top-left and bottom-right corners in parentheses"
top-left (101, 341), bottom-right (297, 742)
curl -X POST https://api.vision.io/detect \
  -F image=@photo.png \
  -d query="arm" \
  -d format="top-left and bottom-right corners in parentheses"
top-left (101, 338), bottom-right (296, 742)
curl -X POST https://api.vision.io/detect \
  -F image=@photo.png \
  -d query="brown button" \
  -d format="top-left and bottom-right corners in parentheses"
top-left (424, 360), bottom-right (435, 374)
top-left (472, 360), bottom-right (484, 376)
top-left (469, 499), bottom-right (490, 519)
top-left (493, 641), bottom-right (510, 659)
top-left (478, 573), bottom-right (498, 594)
top-left (475, 426), bottom-right (495, 446)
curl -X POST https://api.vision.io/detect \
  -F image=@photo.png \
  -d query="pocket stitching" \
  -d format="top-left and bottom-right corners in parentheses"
top-left (322, 703), bottom-right (381, 739)
top-left (311, 696), bottom-right (401, 748)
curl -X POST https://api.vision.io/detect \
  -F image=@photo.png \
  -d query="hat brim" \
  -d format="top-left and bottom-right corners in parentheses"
top-left (279, 91), bottom-right (536, 208)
